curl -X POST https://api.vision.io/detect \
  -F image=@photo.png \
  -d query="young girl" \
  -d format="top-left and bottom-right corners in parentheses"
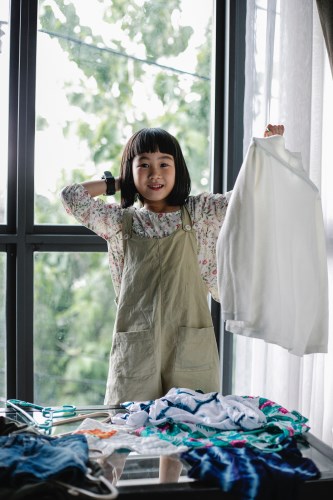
top-left (61, 125), bottom-right (284, 407)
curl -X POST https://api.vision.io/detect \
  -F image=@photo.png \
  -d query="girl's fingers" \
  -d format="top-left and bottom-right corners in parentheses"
top-left (264, 124), bottom-right (285, 137)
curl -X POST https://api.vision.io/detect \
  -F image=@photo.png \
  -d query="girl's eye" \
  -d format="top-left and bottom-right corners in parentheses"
top-left (160, 163), bottom-right (169, 168)
top-left (139, 163), bottom-right (149, 168)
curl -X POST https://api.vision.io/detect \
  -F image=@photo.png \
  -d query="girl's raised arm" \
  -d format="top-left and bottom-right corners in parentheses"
top-left (81, 177), bottom-right (121, 198)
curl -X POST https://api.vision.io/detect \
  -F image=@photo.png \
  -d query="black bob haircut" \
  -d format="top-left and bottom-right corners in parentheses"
top-left (120, 128), bottom-right (191, 208)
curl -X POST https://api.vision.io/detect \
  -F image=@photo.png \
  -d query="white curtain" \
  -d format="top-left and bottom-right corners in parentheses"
top-left (233, 0), bottom-right (333, 446)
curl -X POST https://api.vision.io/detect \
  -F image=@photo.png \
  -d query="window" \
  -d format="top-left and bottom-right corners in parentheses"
top-left (34, 252), bottom-right (116, 405)
top-left (0, 1), bottom-right (9, 396)
top-left (0, 1), bottom-right (9, 223)
top-left (2, 0), bottom-right (236, 404)
top-left (34, 0), bottom-right (214, 225)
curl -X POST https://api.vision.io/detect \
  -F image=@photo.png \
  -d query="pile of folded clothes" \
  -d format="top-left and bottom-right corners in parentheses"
top-left (112, 388), bottom-right (321, 499)
top-left (0, 388), bottom-right (321, 500)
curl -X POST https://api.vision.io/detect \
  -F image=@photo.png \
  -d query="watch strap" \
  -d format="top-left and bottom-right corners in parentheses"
top-left (102, 171), bottom-right (116, 195)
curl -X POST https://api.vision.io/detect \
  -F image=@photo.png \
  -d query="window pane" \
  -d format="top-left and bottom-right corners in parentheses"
top-left (0, 254), bottom-right (6, 396)
top-left (0, 2), bottom-right (9, 224)
top-left (34, 252), bottom-right (116, 405)
top-left (35, 0), bottom-right (213, 224)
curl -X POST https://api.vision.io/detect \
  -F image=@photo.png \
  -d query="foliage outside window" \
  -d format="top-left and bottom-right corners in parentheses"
top-left (34, 252), bottom-right (116, 405)
top-left (35, 0), bottom-right (213, 224)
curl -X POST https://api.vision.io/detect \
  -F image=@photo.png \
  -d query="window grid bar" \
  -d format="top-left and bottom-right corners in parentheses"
top-left (223, 0), bottom-right (246, 395)
top-left (6, 0), bottom-right (21, 400)
top-left (14, 0), bottom-right (38, 401)
top-left (210, 0), bottom-right (226, 384)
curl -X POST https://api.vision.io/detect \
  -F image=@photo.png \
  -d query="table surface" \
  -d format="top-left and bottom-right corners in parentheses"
top-left (1, 403), bottom-right (333, 499)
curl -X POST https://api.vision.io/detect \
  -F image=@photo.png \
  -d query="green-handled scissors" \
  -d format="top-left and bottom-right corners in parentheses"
top-left (7, 399), bottom-right (76, 418)
top-left (43, 404), bottom-right (77, 418)
top-left (6, 399), bottom-right (76, 433)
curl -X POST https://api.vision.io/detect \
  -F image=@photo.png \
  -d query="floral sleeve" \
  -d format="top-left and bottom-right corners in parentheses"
top-left (60, 183), bottom-right (122, 240)
top-left (188, 191), bottom-right (231, 228)
top-left (186, 191), bottom-right (232, 302)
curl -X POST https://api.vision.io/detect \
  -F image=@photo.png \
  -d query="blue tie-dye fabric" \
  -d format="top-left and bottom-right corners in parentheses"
top-left (181, 438), bottom-right (320, 500)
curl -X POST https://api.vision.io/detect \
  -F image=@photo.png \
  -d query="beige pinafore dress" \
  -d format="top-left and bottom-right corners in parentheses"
top-left (104, 205), bottom-right (220, 404)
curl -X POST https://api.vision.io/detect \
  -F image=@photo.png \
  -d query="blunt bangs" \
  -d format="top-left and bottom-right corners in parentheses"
top-left (126, 128), bottom-right (177, 160)
top-left (120, 128), bottom-right (191, 208)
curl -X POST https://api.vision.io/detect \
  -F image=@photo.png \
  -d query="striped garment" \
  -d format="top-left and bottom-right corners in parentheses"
top-left (113, 387), bottom-right (309, 452)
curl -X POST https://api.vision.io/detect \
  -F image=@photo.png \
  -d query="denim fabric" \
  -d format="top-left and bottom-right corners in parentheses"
top-left (181, 438), bottom-right (320, 500)
top-left (0, 433), bottom-right (89, 486)
top-left (0, 460), bottom-right (106, 499)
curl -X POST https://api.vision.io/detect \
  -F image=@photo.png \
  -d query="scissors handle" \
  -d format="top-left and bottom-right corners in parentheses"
top-left (42, 405), bottom-right (76, 418)
top-left (7, 399), bottom-right (44, 411)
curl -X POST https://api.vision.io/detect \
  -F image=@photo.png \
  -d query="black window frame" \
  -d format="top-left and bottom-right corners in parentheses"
top-left (2, 0), bottom-right (246, 401)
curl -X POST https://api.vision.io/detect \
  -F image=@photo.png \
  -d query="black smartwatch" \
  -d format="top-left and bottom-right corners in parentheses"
top-left (101, 171), bottom-right (116, 195)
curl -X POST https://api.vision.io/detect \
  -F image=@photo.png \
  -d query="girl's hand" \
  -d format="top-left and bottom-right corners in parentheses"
top-left (264, 124), bottom-right (284, 137)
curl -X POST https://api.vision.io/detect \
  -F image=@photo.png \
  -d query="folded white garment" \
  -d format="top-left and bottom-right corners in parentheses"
top-left (74, 418), bottom-right (188, 456)
top-left (217, 135), bottom-right (328, 356)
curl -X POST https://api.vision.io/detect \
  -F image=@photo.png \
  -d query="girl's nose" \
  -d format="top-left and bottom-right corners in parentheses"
top-left (148, 165), bottom-right (161, 178)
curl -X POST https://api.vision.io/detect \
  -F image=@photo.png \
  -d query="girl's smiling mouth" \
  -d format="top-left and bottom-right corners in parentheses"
top-left (148, 184), bottom-right (164, 190)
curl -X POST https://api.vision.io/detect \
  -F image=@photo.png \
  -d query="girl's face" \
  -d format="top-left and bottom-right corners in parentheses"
top-left (132, 151), bottom-right (176, 212)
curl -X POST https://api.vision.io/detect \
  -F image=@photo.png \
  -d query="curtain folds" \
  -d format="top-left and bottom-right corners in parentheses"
top-left (234, 0), bottom-right (333, 446)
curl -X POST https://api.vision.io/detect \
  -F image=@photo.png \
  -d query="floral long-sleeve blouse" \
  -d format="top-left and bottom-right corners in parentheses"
top-left (60, 184), bottom-right (231, 302)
